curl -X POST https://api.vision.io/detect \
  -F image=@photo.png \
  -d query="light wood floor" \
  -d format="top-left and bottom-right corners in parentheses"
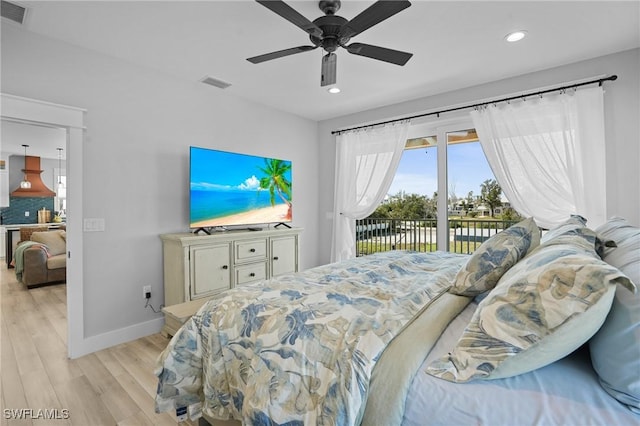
top-left (0, 263), bottom-right (188, 426)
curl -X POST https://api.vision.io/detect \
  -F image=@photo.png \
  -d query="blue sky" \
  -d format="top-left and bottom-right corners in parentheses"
top-left (190, 147), bottom-right (291, 191)
top-left (387, 142), bottom-right (496, 199)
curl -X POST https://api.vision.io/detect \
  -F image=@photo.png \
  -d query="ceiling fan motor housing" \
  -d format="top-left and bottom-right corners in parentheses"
top-left (310, 15), bottom-right (350, 53)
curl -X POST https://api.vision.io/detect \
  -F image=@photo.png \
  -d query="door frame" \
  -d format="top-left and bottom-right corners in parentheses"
top-left (406, 116), bottom-right (476, 251)
top-left (1, 93), bottom-right (85, 358)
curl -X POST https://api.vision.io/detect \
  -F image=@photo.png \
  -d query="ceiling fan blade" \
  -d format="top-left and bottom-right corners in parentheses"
top-left (345, 42), bottom-right (413, 65)
top-left (340, 0), bottom-right (411, 39)
top-left (247, 45), bottom-right (318, 64)
top-left (255, 0), bottom-right (323, 38)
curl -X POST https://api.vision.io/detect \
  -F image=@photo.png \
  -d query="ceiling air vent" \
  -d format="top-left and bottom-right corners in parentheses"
top-left (1, 0), bottom-right (27, 25)
top-left (200, 76), bottom-right (232, 90)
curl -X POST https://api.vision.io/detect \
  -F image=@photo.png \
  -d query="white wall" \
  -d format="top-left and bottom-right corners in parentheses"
top-left (1, 25), bottom-right (321, 344)
top-left (317, 48), bottom-right (640, 265)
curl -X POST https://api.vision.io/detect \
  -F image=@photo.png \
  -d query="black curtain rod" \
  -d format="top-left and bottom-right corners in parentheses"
top-left (331, 74), bottom-right (618, 135)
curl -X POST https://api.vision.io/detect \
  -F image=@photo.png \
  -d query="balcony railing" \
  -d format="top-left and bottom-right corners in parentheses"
top-left (356, 218), bottom-right (520, 256)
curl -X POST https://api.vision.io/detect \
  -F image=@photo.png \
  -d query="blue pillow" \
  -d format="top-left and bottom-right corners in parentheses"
top-left (590, 217), bottom-right (640, 414)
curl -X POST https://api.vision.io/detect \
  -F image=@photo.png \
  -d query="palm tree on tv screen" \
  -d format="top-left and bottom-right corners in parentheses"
top-left (258, 158), bottom-right (292, 220)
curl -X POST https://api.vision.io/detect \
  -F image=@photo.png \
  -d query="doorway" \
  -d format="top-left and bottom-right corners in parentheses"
top-left (1, 93), bottom-right (85, 358)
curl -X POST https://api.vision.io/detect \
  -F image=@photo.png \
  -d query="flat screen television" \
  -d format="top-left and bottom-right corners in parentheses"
top-left (190, 146), bottom-right (292, 230)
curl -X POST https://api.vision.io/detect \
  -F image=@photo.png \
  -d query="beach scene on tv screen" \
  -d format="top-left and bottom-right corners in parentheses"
top-left (190, 148), bottom-right (292, 228)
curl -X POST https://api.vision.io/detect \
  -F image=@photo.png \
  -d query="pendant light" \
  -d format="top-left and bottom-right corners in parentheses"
top-left (56, 147), bottom-right (66, 198)
top-left (19, 144), bottom-right (31, 189)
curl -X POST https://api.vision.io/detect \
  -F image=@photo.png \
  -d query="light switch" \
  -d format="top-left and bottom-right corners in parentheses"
top-left (83, 218), bottom-right (105, 232)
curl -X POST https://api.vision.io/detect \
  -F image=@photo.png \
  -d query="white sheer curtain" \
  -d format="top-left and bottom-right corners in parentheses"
top-left (471, 87), bottom-right (606, 229)
top-left (331, 121), bottom-right (410, 262)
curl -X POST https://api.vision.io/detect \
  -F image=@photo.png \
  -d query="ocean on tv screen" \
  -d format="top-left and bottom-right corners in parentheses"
top-left (190, 188), bottom-right (289, 227)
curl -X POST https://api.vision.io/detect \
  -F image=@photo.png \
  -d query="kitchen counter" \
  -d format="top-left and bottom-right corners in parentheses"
top-left (4, 222), bottom-right (66, 231)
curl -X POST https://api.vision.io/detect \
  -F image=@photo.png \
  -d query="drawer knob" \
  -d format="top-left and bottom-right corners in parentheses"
top-left (222, 265), bottom-right (228, 270)
top-left (273, 256), bottom-right (279, 260)
top-left (249, 272), bottom-right (256, 277)
top-left (250, 248), bottom-right (256, 253)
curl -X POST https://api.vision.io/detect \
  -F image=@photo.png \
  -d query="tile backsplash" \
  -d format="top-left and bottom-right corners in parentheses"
top-left (0, 197), bottom-right (55, 225)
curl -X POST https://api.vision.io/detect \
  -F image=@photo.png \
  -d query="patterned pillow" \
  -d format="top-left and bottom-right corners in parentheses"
top-left (540, 214), bottom-right (587, 243)
top-left (449, 217), bottom-right (540, 297)
top-left (538, 214), bottom-right (614, 257)
top-left (589, 217), bottom-right (640, 413)
top-left (427, 226), bottom-right (635, 382)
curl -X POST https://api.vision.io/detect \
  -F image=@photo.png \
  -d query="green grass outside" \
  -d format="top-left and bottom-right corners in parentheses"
top-left (356, 241), bottom-right (480, 256)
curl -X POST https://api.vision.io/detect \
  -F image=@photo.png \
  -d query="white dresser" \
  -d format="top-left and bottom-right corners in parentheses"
top-left (160, 227), bottom-right (302, 307)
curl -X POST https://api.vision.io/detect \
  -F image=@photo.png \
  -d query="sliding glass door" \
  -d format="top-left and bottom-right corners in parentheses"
top-left (359, 117), bottom-right (516, 256)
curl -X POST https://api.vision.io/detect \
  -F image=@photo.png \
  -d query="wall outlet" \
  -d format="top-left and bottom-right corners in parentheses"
top-left (143, 285), bottom-right (151, 299)
top-left (25, 211), bottom-right (29, 217)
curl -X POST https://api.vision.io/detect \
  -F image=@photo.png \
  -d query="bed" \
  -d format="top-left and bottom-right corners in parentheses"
top-left (155, 216), bottom-right (640, 425)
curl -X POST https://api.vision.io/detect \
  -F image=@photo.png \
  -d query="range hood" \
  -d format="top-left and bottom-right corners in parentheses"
top-left (11, 155), bottom-right (56, 198)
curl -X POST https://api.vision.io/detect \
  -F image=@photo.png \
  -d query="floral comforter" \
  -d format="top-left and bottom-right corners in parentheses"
top-left (155, 250), bottom-right (468, 425)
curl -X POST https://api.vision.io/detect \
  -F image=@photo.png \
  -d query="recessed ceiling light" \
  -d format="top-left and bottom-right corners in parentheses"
top-left (505, 30), bottom-right (527, 43)
top-left (328, 87), bottom-right (341, 94)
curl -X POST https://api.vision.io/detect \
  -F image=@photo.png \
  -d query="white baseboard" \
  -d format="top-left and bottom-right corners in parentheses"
top-left (69, 316), bottom-right (164, 359)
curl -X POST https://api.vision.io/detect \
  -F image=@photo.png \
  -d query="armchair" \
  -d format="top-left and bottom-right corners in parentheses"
top-left (18, 229), bottom-right (67, 288)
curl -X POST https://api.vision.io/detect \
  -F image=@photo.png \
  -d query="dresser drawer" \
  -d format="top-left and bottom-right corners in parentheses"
top-left (235, 262), bottom-right (267, 285)
top-left (235, 239), bottom-right (267, 262)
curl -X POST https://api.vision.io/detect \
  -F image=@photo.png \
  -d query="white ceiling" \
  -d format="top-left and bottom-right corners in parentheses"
top-left (1, 119), bottom-right (67, 159)
top-left (6, 0), bottom-right (640, 123)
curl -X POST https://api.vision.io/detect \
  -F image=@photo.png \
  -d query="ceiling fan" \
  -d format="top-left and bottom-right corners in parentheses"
top-left (247, 0), bottom-right (413, 87)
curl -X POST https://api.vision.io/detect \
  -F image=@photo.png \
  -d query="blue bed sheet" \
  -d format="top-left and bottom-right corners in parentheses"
top-left (403, 300), bottom-right (640, 426)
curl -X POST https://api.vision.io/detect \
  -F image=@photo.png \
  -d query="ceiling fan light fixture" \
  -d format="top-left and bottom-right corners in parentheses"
top-left (505, 30), bottom-right (527, 43)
